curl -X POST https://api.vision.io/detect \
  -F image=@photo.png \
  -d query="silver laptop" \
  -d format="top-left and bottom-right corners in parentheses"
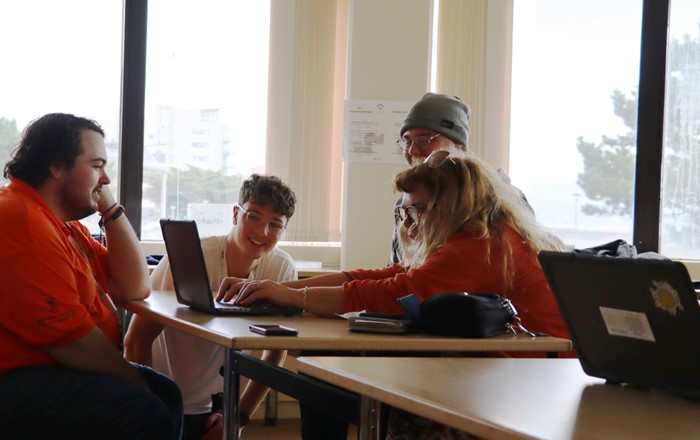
top-left (160, 219), bottom-right (303, 316)
top-left (538, 250), bottom-right (700, 397)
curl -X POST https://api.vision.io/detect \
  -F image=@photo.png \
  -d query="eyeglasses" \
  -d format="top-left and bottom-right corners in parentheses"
top-left (236, 205), bottom-right (287, 236)
top-left (394, 205), bottom-right (425, 226)
top-left (396, 133), bottom-right (441, 151)
top-left (425, 149), bottom-right (452, 168)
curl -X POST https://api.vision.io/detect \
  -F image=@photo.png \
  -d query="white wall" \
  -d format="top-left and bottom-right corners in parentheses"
top-left (341, 0), bottom-right (434, 270)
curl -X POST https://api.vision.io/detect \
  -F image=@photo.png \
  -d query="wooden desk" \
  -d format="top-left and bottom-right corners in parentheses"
top-left (297, 357), bottom-right (700, 439)
top-left (124, 290), bottom-right (572, 439)
top-left (297, 265), bottom-right (340, 279)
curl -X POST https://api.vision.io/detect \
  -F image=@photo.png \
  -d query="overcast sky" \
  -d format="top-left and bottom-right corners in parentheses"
top-left (509, 0), bottom-right (700, 245)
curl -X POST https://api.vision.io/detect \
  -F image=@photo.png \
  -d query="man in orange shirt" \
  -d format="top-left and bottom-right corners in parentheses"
top-left (0, 113), bottom-right (182, 439)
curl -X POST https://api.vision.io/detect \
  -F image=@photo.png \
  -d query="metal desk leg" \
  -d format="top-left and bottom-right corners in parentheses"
top-left (358, 396), bottom-right (381, 440)
top-left (264, 389), bottom-right (278, 425)
top-left (223, 348), bottom-right (242, 440)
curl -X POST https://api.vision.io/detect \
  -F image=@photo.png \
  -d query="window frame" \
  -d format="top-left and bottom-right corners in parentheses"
top-left (120, 0), bottom-right (148, 237)
top-left (633, 0), bottom-right (668, 253)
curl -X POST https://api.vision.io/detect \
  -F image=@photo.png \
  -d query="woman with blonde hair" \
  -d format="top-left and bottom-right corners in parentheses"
top-left (398, 149), bottom-right (566, 292)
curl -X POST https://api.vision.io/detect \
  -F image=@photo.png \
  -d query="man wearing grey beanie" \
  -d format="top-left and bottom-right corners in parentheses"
top-left (398, 92), bottom-right (471, 165)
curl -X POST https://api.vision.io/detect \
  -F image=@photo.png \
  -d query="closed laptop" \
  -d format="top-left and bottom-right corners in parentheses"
top-left (538, 250), bottom-right (700, 397)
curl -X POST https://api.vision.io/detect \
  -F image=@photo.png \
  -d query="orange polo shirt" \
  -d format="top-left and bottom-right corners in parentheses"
top-left (0, 178), bottom-right (118, 374)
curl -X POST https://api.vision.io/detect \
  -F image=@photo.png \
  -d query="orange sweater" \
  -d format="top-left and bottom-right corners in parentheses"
top-left (342, 226), bottom-right (570, 343)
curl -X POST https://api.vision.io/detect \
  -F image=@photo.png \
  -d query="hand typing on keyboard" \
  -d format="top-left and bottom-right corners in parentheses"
top-left (215, 298), bottom-right (276, 308)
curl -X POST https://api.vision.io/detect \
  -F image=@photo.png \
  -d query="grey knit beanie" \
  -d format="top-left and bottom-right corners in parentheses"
top-left (400, 93), bottom-right (471, 147)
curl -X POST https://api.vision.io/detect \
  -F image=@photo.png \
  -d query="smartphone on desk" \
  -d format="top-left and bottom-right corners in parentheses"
top-left (249, 324), bottom-right (298, 336)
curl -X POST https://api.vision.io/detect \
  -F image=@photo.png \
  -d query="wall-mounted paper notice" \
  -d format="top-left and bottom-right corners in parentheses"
top-left (343, 99), bottom-right (413, 164)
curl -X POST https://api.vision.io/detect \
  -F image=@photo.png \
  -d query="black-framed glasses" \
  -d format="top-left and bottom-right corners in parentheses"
top-left (394, 205), bottom-right (425, 226)
top-left (396, 133), bottom-right (441, 151)
top-left (236, 205), bottom-right (287, 236)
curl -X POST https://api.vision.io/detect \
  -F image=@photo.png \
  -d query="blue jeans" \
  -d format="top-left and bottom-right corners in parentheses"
top-left (0, 363), bottom-right (183, 440)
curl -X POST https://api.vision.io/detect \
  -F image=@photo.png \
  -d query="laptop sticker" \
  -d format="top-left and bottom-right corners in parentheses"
top-left (649, 280), bottom-right (684, 316)
top-left (599, 306), bottom-right (655, 342)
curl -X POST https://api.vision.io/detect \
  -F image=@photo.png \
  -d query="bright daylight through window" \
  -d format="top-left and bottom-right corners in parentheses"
top-left (510, 0), bottom-right (641, 251)
top-left (141, 0), bottom-right (271, 241)
top-left (511, 1), bottom-right (700, 260)
top-left (0, 0), bottom-right (122, 234)
top-left (660, 0), bottom-right (700, 258)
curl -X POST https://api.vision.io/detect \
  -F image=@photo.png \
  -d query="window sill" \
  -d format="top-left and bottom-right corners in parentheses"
top-left (680, 260), bottom-right (700, 280)
top-left (140, 240), bottom-right (341, 269)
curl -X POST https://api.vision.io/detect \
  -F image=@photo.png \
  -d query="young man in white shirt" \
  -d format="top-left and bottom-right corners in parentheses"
top-left (125, 174), bottom-right (297, 440)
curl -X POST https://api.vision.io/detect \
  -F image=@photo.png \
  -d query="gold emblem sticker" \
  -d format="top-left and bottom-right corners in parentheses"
top-left (649, 280), bottom-right (684, 316)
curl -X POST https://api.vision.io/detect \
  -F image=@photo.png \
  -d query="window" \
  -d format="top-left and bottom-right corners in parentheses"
top-left (141, 0), bottom-right (271, 240)
top-left (660, 0), bottom-right (700, 258)
top-left (0, 0), bottom-right (122, 234)
top-left (510, 0), bottom-right (643, 250)
top-left (118, 0), bottom-right (344, 249)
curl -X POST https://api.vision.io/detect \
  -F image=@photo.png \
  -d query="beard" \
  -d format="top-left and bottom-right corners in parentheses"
top-left (57, 178), bottom-right (100, 221)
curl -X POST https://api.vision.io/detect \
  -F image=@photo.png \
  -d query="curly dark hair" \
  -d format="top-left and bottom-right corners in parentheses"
top-left (3, 113), bottom-right (105, 188)
top-left (238, 174), bottom-right (296, 219)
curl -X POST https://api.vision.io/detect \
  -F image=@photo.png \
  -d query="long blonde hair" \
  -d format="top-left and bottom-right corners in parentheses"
top-left (394, 153), bottom-right (566, 287)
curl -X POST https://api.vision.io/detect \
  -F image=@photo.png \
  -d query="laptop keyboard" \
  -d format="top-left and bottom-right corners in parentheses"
top-left (215, 299), bottom-right (278, 309)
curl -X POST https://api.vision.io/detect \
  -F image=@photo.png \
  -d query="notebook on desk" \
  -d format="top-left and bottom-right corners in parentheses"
top-left (160, 219), bottom-right (304, 316)
top-left (538, 250), bottom-right (700, 398)
top-left (347, 294), bottom-right (422, 334)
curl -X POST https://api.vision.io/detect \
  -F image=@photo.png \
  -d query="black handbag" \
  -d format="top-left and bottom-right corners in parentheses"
top-left (419, 292), bottom-right (534, 338)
